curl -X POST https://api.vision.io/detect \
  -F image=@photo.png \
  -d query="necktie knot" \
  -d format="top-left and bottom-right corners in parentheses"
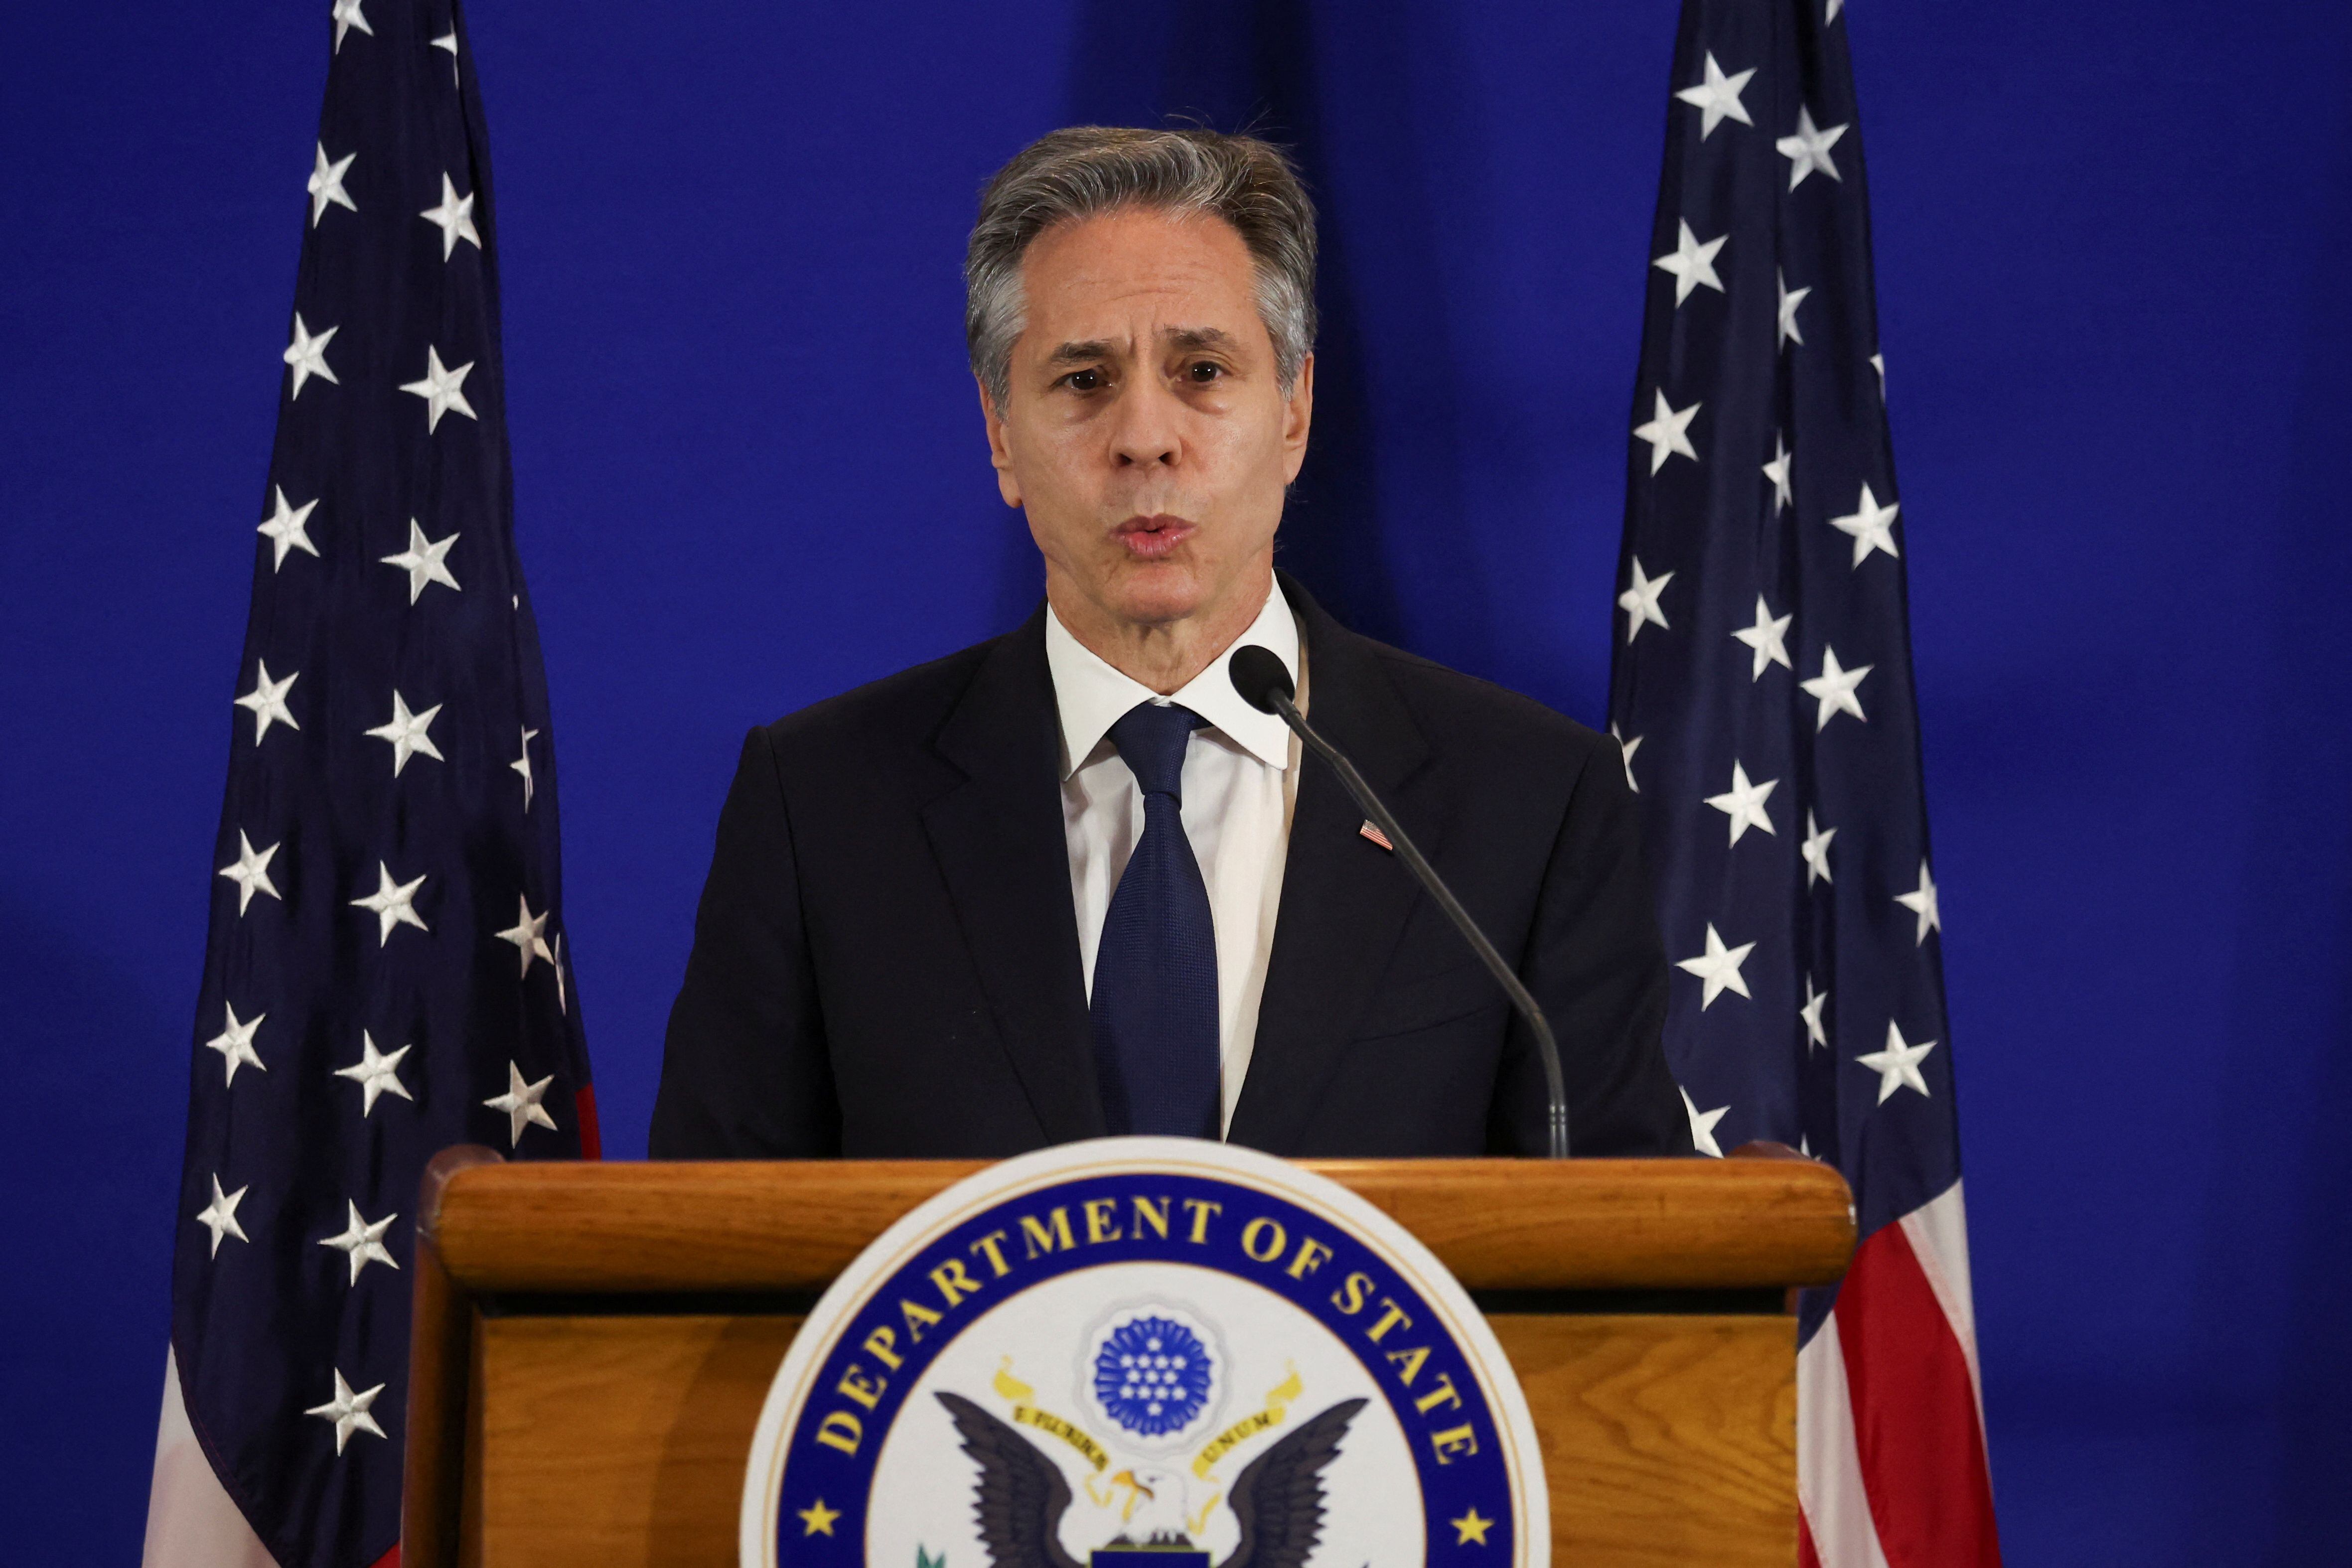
top-left (1109, 701), bottom-right (1203, 803)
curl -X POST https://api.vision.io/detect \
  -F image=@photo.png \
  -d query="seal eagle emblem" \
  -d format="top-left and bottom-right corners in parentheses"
top-left (936, 1390), bottom-right (1369, 1568)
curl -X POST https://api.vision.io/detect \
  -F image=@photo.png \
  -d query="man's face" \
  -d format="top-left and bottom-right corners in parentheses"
top-left (984, 207), bottom-right (1313, 634)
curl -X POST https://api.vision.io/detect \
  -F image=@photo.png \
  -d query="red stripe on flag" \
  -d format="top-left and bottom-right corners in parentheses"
top-left (1835, 1221), bottom-right (2002, 1568)
top-left (370, 1546), bottom-right (399, 1568)
top-left (576, 1081), bottom-right (602, 1160)
top-left (1799, 1511), bottom-right (1824, 1568)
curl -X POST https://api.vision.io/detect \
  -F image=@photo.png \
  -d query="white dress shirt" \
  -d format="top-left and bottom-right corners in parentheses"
top-left (1045, 583), bottom-right (1305, 1135)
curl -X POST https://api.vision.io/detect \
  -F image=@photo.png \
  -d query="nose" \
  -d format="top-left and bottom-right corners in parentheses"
top-left (1108, 377), bottom-right (1181, 470)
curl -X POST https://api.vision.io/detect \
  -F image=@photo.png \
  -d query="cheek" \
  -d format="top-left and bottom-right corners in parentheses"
top-left (1011, 422), bottom-right (1095, 497)
top-left (1200, 410), bottom-right (1292, 492)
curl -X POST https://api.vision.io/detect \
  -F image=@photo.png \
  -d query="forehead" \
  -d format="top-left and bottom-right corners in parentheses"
top-left (1017, 207), bottom-right (1262, 339)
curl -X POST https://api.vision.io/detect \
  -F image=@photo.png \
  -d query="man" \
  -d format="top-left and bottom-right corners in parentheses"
top-left (651, 127), bottom-right (1691, 1160)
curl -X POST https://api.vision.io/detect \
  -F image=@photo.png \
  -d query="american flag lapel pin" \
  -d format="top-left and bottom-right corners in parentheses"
top-left (1359, 819), bottom-right (1394, 852)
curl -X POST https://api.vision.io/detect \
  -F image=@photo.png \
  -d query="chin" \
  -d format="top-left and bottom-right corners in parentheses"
top-left (1104, 560), bottom-right (1210, 626)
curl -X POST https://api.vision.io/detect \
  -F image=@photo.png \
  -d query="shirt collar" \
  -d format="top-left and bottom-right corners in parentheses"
top-left (1044, 580), bottom-right (1301, 779)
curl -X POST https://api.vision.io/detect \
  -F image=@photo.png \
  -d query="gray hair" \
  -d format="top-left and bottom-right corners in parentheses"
top-left (965, 127), bottom-right (1319, 408)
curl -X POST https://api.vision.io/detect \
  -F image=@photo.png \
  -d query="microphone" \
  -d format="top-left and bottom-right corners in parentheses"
top-left (1229, 644), bottom-right (1571, 1159)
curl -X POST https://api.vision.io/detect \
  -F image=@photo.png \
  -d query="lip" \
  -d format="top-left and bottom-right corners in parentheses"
top-left (1114, 514), bottom-right (1196, 560)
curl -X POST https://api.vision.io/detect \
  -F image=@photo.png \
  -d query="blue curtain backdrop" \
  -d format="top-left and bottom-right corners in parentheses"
top-left (3, 2), bottom-right (2348, 1561)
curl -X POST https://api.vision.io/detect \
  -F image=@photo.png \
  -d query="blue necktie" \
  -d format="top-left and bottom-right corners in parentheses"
top-left (1090, 701), bottom-right (1221, 1139)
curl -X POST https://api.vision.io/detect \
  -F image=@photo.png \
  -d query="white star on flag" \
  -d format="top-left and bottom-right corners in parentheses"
top-left (431, 29), bottom-right (459, 80)
top-left (1776, 270), bottom-right (1811, 350)
top-left (1871, 351), bottom-right (1887, 396)
top-left (1632, 389), bottom-right (1702, 475)
top-left (283, 314), bottom-right (339, 399)
top-left (1776, 106), bottom-right (1849, 190)
top-left (495, 895), bottom-right (555, 978)
top-left (234, 659), bottom-right (300, 743)
top-left (1704, 761), bottom-right (1779, 846)
top-left (305, 1369), bottom-right (387, 1454)
top-left (318, 1202), bottom-right (401, 1286)
top-left (1828, 482), bottom-right (1902, 567)
top-left (1653, 220), bottom-right (1728, 306)
top-left (513, 726), bottom-right (539, 810)
top-left (195, 1175), bottom-right (250, 1258)
top-left (485, 1060), bottom-right (559, 1146)
top-left (1610, 725), bottom-right (1642, 793)
top-left (1703, 761), bottom-right (1768, 846)
top-left (552, 931), bottom-right (569, 1014)
top-left (420, 173), bottom-right (482, 261)
top-left (1800, 646), bottom-right (1873, 731)
top-left (351, 861), bottom-right (429, 946)
top-left (217, 830), bottom-right (282, 914)
top-left (1730, 594), bottom-right (1792, 680)
top-left (258, 486), bottom-right (321, 570)
top-left (1763, 432), bottom-right (1792, 513)
top-left (1617, 558), bottom-right (1673, 643)
top-left (333, 1031), bottom-right (414, 1116)
top-left (1827, 0), bottom-right (1845, 21)
top-left (1681, 1087), bottom-right (1730, 1157)
top-left (1674, 52), bottom-right (1755, 139)
top-left (1675, 923), bottom-right (1756, 1009)
top-left (330, 0), bottom-right (372, 52)
top-left (204, 1001), bottom-right (268, 1087)
top-left (1801, 810), bottom-right (1837, 887)
top-left (1857, 1020), bottom-right (1937, 1104)
top-left (1800, 976), bottom-right (1830, 1049)
top-left (1896, 860), bottom-right (1942, 944)
top-left (399, 345), bottom-right (477, 432)
top-left (364, 690), bottom-right (445, 777)
top-left (381, 518), bottom-right (461, 602)
top-left (307, 143), bottom-right (357, 227)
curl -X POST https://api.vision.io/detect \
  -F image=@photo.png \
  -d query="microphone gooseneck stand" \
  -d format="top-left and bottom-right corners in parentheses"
top-left (1228, 645), bottom-right (1571, 1158)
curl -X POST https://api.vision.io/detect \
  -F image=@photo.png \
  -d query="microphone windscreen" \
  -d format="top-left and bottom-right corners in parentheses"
top-left (1228, 645), bottom-right (1296, 713)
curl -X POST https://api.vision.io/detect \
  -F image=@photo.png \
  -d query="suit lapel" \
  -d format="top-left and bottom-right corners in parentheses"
top-left (1227, 577), bottom-right (1443, 1153)
top-left (921, 607), bottom-right (1106, 1144)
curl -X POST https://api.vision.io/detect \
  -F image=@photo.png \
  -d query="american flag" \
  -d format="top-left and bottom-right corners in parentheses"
top-left (1606, 2), bottom-right (2001, 1564)
top-left (147, 4), bottom-right (595, 1565)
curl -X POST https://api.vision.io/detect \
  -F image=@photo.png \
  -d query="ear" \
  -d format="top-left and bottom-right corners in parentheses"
top-left (1280, 352), bottom-right (1315, 485)
top-left (978, 374), bottom-right (1022, 508)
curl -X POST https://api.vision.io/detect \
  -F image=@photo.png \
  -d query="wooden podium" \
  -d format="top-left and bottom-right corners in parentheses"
top-left (402, 1145), bottom-right (1852, 1568)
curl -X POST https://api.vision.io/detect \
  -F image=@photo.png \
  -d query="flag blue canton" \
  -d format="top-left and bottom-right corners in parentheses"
top-left (170, 3), bottom-right (593, 1564)
top-left (1607, 0), bottom-right (1960, 1335)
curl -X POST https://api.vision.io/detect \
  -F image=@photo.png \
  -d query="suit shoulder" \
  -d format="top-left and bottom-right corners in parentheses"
top-left (1360, 639), bottom-right (1616, 767)
top-left (755, 634), bottom-right (1000, 757)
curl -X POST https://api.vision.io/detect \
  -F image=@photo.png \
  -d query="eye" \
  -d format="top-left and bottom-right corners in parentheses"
top-left (1186, 361), bottom-right (1224, 384)
top-left (1063, 368), bottom-right (1103, 392)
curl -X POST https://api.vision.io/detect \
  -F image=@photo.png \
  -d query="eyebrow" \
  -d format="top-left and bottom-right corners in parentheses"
top-left (1043, 326), bottom-right (1239, 365)
top-left (1165, 326), bottom-right (1235, 353)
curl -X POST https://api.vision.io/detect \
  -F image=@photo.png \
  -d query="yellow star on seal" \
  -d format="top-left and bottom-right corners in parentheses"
top-left (1452, 1505), bottom-right (1495, 1546)
top-left (797, 1497), bottom-right (841, 1536)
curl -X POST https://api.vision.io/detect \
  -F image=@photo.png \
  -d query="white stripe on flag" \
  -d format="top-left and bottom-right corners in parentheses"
top-left (142, 1346), bottom-right (279, 1568)
top-left (1797, 1313), bottom-right (1895, 1568)
top-left (1897, 1178), bottom-right (1989, 1432)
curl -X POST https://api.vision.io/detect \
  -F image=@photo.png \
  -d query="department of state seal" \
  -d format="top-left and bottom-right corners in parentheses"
top-left (739, 1138), bottom-right (1548, 1567)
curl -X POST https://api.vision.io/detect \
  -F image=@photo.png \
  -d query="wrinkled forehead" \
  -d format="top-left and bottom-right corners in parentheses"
top-left (1015, 207), bottom-right (1269, 354)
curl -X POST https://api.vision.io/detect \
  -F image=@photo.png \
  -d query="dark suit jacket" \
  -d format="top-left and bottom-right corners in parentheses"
top-left (650, 576), bottom-right (1692, 1160)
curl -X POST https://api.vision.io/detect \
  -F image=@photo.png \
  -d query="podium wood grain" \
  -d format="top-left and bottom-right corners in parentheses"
top-left (412, 1151), bottom-right (1848, 1567)
top-left (432, 1154), bottom-right (1854, 1293)
top-left (476, 1314), bottom-right (802, 1567)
